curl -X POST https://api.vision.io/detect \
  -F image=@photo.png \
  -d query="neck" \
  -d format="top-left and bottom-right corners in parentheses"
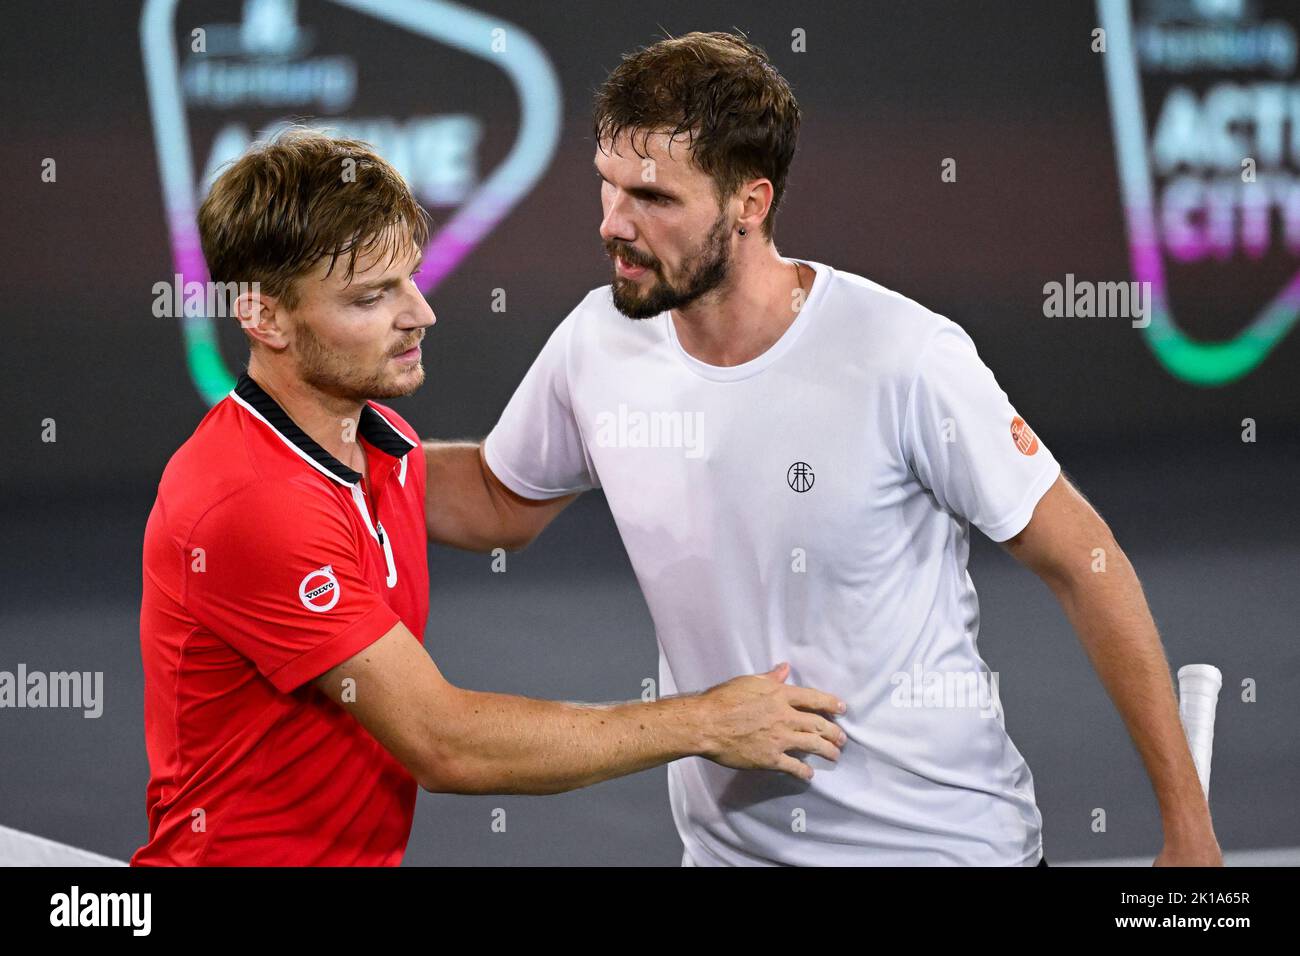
top-left (670, 243), bottom-right (808, 367)
top-left (246, 354), bottom-right (368, 474)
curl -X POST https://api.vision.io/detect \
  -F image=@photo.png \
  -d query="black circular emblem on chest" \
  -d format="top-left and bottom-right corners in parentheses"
top-left (787, 461), bottom-right (814, 493)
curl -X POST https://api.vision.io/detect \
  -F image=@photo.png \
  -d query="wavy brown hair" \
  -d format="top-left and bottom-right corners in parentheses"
top-left (593, 32), bottom-right (800, 238)
top-left (198, 128), bottom-right (429, 331)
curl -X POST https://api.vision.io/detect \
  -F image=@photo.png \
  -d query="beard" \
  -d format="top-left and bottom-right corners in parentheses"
top-left (607, 209), bottom-right (733, 319)
top-left (292, 320), bottom-right (424, 401)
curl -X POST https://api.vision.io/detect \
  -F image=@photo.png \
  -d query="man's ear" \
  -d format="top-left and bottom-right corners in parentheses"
top-left (234, 287), bottom-right (289, 350)
top-left (736, 178), bottom-right (775, 236)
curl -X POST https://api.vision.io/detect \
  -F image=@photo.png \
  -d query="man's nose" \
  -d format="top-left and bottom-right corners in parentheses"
top-left (599, 191), bottom-right (636, 243)
top-left (401, 284), bottom-right (437, 329)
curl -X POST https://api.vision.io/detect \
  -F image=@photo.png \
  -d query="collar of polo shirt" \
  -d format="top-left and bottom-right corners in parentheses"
top-left (231, 372), bottom-right (416, 488)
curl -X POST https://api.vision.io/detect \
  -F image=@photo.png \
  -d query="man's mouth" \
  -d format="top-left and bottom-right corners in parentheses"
top-left (392, 342), bottom-right (422, 362)
top-left (615, 255), bottom-right (650, 279)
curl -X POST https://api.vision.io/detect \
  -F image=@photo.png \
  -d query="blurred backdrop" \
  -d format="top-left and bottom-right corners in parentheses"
top-left (1, 0), bottom-right (1296, 865)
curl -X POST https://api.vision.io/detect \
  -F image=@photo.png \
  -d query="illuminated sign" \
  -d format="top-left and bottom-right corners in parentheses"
top-left (1099, 0), bottom-right (1299, 385)
top-left (142, 0), bottom-right (561, 404)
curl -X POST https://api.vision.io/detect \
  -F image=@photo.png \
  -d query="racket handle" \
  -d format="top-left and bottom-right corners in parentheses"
top-left (1177, 664), bottom-right (1222, 799)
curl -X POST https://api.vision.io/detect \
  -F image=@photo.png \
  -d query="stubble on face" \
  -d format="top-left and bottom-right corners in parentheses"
top-left (292, 314), bottom-right (425, 402)
top-left (606, 205), bottom-right (734, 319)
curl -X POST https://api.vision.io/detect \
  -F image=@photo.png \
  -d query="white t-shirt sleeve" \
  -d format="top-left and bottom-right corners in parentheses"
top-left (483, 312), bottom-right (600, 500)
top-left (902, 322), bottom-right (1060, 542)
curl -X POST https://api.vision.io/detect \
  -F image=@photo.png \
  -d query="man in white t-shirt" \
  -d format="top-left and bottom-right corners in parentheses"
top-left (423, 32), bottom-right (1222, 866)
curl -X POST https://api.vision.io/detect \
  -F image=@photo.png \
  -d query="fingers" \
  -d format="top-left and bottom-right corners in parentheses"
top-left (799, 713), bottom-right (848, 748)
top-left (759, 661), bottom-right (791, 682)
top-left (784, 685), bottom-right (847, 716)
top-left (769, 726), bottom-right (843, 780)
top-left (774, 753), bottom-right (813, 781)
top-left (787, 731), bottom-right (842, 764)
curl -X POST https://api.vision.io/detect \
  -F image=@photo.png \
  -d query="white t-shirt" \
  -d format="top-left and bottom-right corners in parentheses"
top-left (484, 260), bottom-right (1060, 865)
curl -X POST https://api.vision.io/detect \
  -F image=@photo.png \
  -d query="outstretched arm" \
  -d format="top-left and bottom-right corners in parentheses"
top-left (1000, 473), bottom-right (1223, 866)
top-left (315, 622), bottom-right (848, 794)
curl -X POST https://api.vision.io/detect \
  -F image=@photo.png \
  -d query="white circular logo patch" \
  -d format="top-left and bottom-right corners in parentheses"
top-left (299, 565), bottom-right (340, 613)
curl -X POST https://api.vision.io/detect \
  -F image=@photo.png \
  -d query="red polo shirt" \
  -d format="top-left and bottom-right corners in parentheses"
top-left (133, 371), bottom-right (429, 866)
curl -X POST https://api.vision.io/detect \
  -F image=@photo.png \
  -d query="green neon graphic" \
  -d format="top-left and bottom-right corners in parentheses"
top-left (1142, 297), bottom-right (1298, 387)
top-left (1098, 0), bottom-right (1299, 387)
top-left (184, 316), bottom-right (236, 406)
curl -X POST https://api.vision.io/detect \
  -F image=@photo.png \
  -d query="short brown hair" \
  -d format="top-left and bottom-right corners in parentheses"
top-left (593, 32), bottom-right (800, 238)
top-left (198, 128), bottom-right (429, 323)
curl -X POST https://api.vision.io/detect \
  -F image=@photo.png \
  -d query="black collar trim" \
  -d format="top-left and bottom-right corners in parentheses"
top-left (231, 371), bottom-right (416, 487)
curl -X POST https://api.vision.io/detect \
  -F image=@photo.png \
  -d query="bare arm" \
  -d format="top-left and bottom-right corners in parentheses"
top-left (1000, 473), bottom-right (1222, 866)
top-left (315, 622), bottom-right (848, 795)
top-left (423, 440), bottom-right (575, 552)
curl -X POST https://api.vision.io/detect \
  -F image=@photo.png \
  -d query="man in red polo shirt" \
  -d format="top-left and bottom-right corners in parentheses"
top-left (134, 129), bottom-right (847, 866)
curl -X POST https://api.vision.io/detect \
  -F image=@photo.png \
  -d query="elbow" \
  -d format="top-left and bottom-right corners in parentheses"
top-left (483, 523), bottom-right (540, 553)
top-left (413, 720), bottom-right (503, 795)
top-left (410, 704), bottom-right (476, 793)
top-left (415, 734), bottom-right (540, 796)
top-left (1028, 528), bottom-right (1126, 596)
top-left (415, 745), bottom-right (476, 795)
top-left (476, 535), bottom-right (534, 556)
top-left (419, 752), bottom-right (530, 796)
top-left (501, 529), bottom-right (540, 553)
top-left (416, 765), bottom-right (458, 795)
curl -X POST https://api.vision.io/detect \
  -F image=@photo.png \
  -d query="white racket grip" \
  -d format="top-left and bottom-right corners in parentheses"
top-left (1177, 664), bottom-right (1223, 799)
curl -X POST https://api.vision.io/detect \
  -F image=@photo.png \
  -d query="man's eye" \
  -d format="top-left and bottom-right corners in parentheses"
top-left (356, 293), bottom-right (382, 306)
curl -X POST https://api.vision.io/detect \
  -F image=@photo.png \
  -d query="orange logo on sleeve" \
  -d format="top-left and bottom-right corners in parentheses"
top-left (1010, 416), bottom-right (1039, 456)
